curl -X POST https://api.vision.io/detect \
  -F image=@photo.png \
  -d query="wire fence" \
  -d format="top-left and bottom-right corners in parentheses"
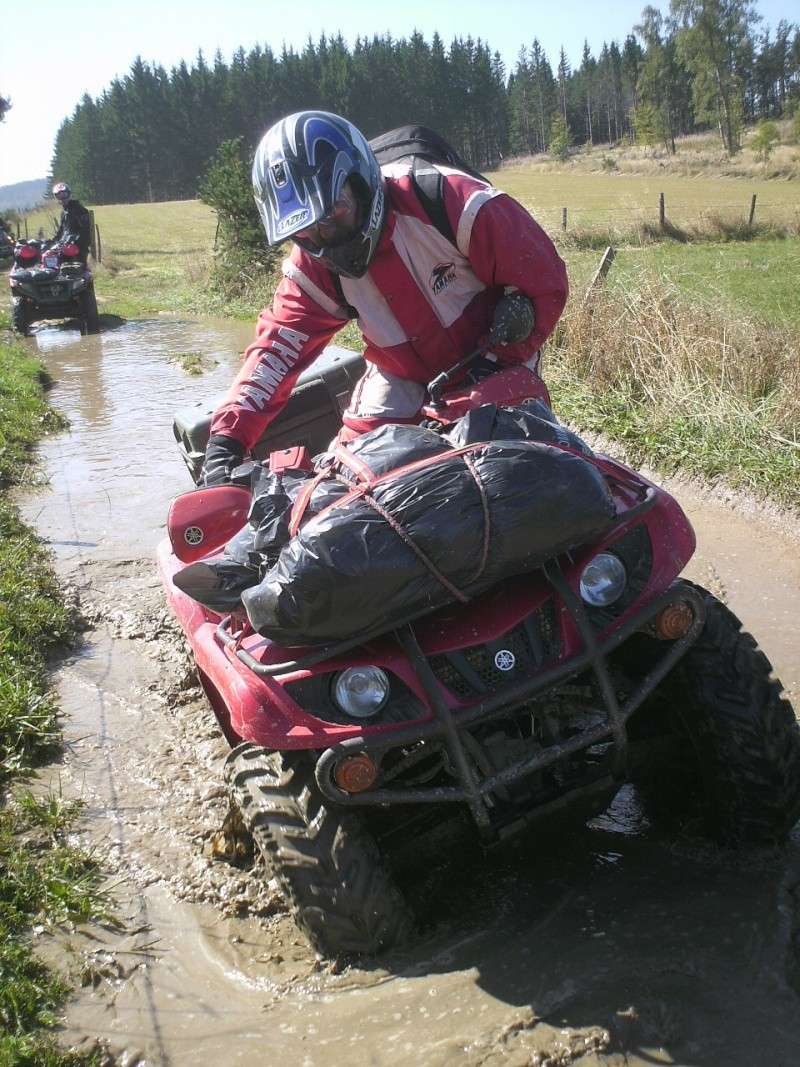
top-left (525, 193), bottom-right (797, 234)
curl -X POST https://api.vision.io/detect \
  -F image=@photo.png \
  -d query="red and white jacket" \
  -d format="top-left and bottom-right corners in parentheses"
top-left (210, 163), bottom-right (569, 450)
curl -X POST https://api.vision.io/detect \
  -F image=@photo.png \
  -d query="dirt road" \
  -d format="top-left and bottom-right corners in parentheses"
top-left (20, 320), bottom-right (800, 1067)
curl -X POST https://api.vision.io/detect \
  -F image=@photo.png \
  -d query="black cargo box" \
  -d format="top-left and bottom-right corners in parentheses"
top-left (172, 344), bottom-right (366, 482)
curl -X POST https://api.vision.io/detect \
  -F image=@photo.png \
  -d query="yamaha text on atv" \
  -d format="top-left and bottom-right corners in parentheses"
top-left (160, 347), bottom-right (800, 957)
top-left (9, 239), bottom-right (100, 336)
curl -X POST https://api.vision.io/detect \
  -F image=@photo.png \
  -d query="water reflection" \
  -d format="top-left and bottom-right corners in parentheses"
top-left (23, 316), bottom-right (254, 560)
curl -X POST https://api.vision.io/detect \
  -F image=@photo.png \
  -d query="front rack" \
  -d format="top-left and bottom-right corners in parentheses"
top-left (310, 574), bottom-right (705, 834)
top-left (212, 477), bottom-right (687, 837)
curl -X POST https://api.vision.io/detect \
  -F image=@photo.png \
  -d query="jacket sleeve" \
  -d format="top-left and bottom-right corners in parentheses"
top-left (209, 257), bottom-right (348, 451)
top-left (446, 183), bottom-right (569, 357)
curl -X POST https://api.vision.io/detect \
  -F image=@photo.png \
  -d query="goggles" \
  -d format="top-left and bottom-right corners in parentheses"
top-left (293, 185), bottom-right (360, 252)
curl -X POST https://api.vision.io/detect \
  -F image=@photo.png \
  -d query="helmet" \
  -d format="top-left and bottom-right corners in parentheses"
top-left (52, 182), bottom-right (71, 202)
top-left (252, 111), bottom-right (385, 278)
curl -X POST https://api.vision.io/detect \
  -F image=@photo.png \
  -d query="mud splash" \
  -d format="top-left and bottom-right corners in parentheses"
top-left (19, 319), bottom-right (800, 1066)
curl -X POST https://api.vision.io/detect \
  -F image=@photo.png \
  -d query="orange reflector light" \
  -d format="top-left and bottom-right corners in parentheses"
top-left (334, 754), bottom-right (379, 794)
top-left (654, 601), bottom-right (694, 640)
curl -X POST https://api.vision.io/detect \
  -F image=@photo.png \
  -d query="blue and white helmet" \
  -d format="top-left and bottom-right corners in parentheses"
top-left (252, 110), bottom-right (385, 278)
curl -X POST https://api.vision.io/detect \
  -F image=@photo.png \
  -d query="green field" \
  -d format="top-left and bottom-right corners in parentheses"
top-left (487, 166), bottom-right (800, 232)
top-left (18, 182), bottom-right (800, 330)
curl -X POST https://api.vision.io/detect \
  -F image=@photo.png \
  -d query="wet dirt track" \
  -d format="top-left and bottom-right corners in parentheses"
top-left (18, 318), bottom-right (800, 1067)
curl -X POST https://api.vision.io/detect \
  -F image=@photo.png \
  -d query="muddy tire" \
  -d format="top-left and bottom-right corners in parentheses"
top-left (80, 286), bottom-right (100, 334)
top-left (225, 742), bottom-right (413, 956)
top-left (629, 583), bottom-right (800, 844)
top-left (11, 299), bottom-right (28, 336)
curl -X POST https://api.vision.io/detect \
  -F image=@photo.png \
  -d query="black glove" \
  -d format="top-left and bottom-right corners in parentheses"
top-left (202, 434), bottom-right (245, 487)
top-left (489, 291), bottom-right (535, 345)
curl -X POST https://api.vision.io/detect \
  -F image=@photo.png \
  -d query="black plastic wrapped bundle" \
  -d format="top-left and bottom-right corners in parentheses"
top-left (242, 437), bottom-right (616, 646)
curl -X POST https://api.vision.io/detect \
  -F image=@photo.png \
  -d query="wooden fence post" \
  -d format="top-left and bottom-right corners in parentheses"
top-left (748, 194), bottom-right (757, 228)
top-left (95, 225), bottom-right (102, 263)
top-left (561, 207), bottom-right (567, 232)
top-left (88, 210), bottom-right (97, 260)
top-left (583, 246), bottom-right (616, 303)
top-left (659, 192), bottom-right (665, 228)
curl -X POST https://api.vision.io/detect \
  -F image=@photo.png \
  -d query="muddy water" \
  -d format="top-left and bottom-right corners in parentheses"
top-left (20, 318), bottom-right (800, 1067)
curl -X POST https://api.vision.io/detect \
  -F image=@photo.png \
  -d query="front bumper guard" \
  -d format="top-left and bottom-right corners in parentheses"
top-left (310, 574), bottom-right (706, 831)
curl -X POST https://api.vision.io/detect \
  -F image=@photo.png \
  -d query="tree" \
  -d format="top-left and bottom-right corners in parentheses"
top-left (636, 6), bottom-right (688, 153)
top-left (750, 118), bottom-right (779, 162)
top-left (0, 93), bottom-right (10, 122)
top-left (549, 113), bottom-right (571, 160)
top-left (579, 41), bottom-right (597, 145)
top-left (671, 0), bottom-right (760, 155)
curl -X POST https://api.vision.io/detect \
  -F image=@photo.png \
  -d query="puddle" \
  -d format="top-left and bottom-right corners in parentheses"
top-left (18, 319), bottom-right (800, 1066)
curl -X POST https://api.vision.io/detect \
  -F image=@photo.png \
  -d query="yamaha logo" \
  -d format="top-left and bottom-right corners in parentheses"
top-left (184, 526), bottom-right (204, 546)
top-left (430, 261), bottom-right (456, 295)
top-left (494, 649), bottom-right (516, 672)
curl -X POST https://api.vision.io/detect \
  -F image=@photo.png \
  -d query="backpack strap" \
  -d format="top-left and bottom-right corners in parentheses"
top-left (409, 158), bottom-right (457, 247)
top-left (330, 272), bottom-right (359, 320)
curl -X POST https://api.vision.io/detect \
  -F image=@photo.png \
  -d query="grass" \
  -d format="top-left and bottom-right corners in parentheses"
top-left (485, 166), bottom-right (800, 236)
top-left (0, 311), bottom-right (103, 1066)
top-left (547, 272), bottom-right (800, 509)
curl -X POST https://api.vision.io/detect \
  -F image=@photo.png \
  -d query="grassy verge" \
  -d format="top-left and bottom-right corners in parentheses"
top-left (0, 311), bottom-right (103, 1066)
top-left (548, 272), bottom-right (800, 510)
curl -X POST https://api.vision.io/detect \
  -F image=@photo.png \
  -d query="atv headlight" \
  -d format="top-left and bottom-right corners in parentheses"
top-left (332, 667), bottom-right (390, 719)
top-left (579, 552), bottom-right (627, 607)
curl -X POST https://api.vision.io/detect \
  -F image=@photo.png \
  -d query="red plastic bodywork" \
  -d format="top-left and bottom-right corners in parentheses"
top-left (167, 485), bottom-right (251, 564)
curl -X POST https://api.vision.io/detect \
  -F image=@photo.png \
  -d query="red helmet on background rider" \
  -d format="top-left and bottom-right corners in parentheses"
top-left (52, 182), bottom-right (71, 204)
top-left (251, 111), bottom-right (385, 279)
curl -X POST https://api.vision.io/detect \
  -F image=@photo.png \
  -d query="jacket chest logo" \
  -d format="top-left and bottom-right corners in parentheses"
top-left (430, 261), bottom-right (456, 296)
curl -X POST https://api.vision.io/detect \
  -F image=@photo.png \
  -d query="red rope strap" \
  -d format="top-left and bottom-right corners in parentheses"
top-left (361, 490), bottom-right (471, 605)
top-left (461, 453), bottom-right (491, 584)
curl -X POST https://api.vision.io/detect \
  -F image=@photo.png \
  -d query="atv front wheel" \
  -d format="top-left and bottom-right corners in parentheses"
top-left (11, 300), bottom-right (28, 336)
top-left (225, 743), bottom-right (413, 956)
top-left (629, 583), bottom-right (800, 844)
top-left (79, 286), bottom-right (100, 334)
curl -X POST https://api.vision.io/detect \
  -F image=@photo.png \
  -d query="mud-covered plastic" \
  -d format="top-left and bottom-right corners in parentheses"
top-left (241, 424), bottom-right (616, 646)
top-left (172, 344), bottom-right (366, 482)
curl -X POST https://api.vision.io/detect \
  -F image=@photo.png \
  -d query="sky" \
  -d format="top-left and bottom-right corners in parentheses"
top-left (0, 0), bottom-right (794, 186)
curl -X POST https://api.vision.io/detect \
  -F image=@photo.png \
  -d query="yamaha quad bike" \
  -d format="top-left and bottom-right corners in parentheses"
top-left (159, 347), bottom-right (800, 957)
top-left (9, 239), bottom-right (100, 335)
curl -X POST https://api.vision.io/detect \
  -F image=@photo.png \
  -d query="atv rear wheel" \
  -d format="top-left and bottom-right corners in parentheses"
top-left (225, 742), bottom-right (413, 956)
top-left (629, 583), bottom-right (800, 844)
top-left (11, 300), bottom-right (28, 336)
top-left (79, 286), bottom-right (100, 334)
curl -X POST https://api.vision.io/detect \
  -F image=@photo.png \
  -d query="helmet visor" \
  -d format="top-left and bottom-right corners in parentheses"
top-left (292, 183), bottom-right (360, 251)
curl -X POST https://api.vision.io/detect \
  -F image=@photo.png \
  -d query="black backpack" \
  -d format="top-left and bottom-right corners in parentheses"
top-left (331, 126), bottom-right (488, 316)
top-left (368, 125), bottom-right (488, 248)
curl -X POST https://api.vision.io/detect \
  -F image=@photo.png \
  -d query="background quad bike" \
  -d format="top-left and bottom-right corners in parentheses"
top-left (170, 347), bottom-right (800, 957)
top-left (10, 240), bottom-right (100, 336)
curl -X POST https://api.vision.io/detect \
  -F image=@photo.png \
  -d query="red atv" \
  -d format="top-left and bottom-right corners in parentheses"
top-left (9, 239), bottom-right (99, 335)
top-left (159, 350), bottom-right (800, 957)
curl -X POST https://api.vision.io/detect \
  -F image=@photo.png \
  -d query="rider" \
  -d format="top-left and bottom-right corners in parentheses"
top-left (51, 182), bottom-right (91, 263)
top-left (203, 111), bottom-right (569, 486)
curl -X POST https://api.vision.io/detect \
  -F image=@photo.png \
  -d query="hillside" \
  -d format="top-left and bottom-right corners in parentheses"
top-left (0, 178), bottom-right (47, 213)
top-left (499, 123), bottom-right (800, 182)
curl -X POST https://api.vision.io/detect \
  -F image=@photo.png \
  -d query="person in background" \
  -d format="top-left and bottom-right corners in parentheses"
top-left (51, 182), bottom-right (91, 263)
top-left (203, 111), bottom-right (568, 486)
